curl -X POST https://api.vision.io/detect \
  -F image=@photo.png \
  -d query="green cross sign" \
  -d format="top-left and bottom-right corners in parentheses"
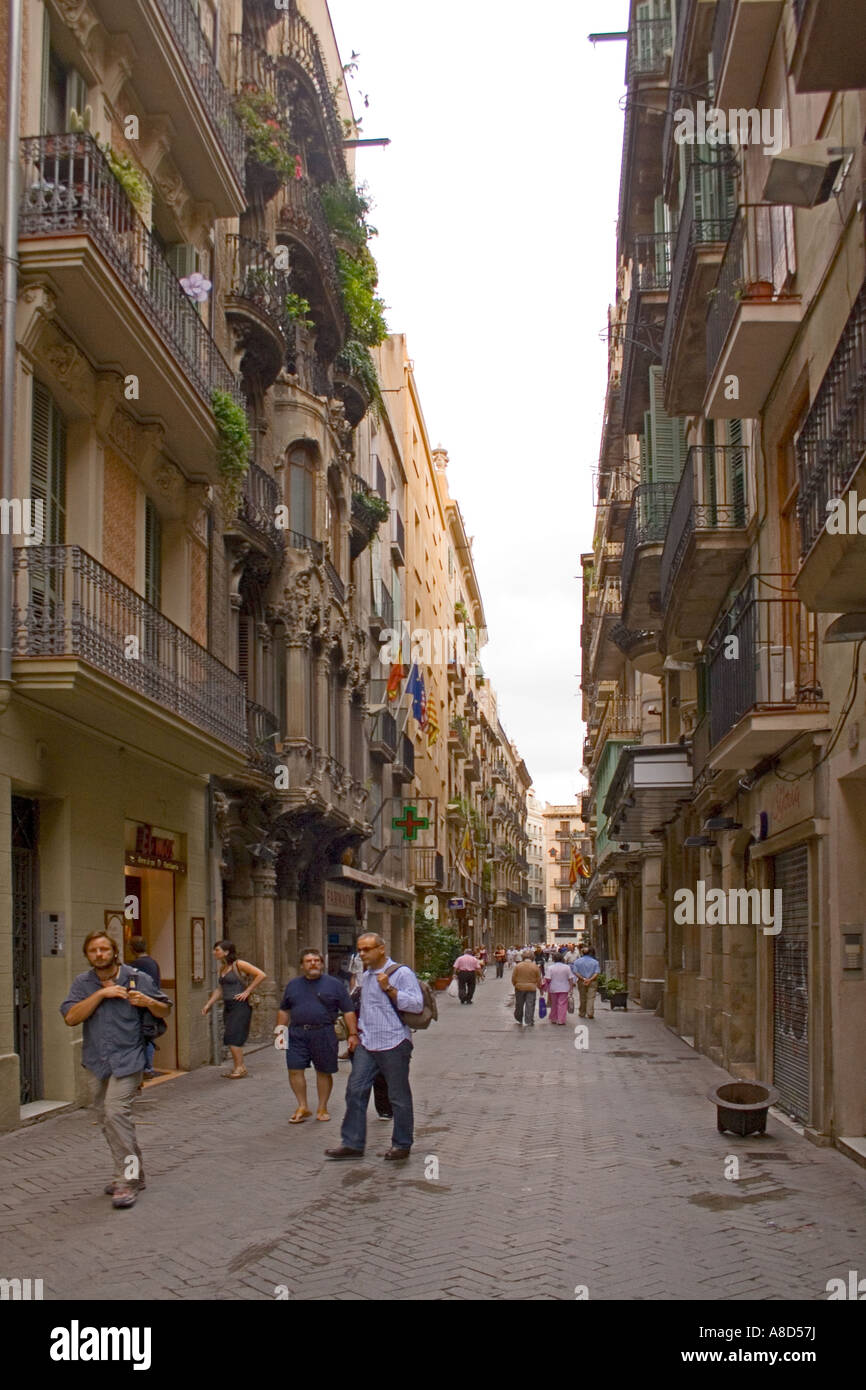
top-left (392, 804), bottom-right (430, 842)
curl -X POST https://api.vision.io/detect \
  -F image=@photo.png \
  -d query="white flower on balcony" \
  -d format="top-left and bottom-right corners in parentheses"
top-left (180, 272), bottom-right (212, 302)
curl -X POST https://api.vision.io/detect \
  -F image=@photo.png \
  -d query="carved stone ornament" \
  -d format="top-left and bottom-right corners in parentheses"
top-left (152, 461), bottom-right (184, 500)
top-left (54, 0), bottom-right (99, 49)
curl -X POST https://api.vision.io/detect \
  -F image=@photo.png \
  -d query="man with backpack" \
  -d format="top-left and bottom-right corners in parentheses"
top-left (325, 932), bottom-right (427, 1163)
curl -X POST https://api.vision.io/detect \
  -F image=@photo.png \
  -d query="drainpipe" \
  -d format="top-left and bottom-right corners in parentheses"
top-left (0, 0), bottom-right (24, 714)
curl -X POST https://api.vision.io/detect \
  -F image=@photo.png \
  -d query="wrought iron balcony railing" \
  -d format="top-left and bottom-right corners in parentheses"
top-left (13, 545), bottom-right (246, 750)
top-left (627, 16), bottom-right (674, 81)
top-left (225, 234), bottom-right (292, 338)
top-left (621, 482), bottom-right (678, 609)
top-left (19, 134), bottom-right (241, 409)
top-left (240, 463), bottom-right (284, 552)
top-left (797, 281), bottom-right (866, 557)
top-left (286, 531), bottom-right (324, 562)
top-left (230, 32), bottom-right (280, 102)
top-left (372, 578), bottom-right (393, 629)
top-left (662, 0), bottom-right (695, 184)
top-left (413, 848), bottom-right (444, 887)
top-left (325, 558), bottom-right (345, 603)
top-left (155, 0), bottom-right (246, 183)
top-left (634, 231), bottom-right (673, 293)
top-left (706, 576), bottom-right (822, 749)
top-left (277, 6), bottom-right (346, 170)
top-left (662, 158), bottom-right (736, 377)
top-left (660, 444), bottom-right (749, 607)
top-left (246, 700), bottom-right (280, 774)
top-left (706, 205), bottom-right (796, 381)
top-left (278, 175), bottom-right (344, 314)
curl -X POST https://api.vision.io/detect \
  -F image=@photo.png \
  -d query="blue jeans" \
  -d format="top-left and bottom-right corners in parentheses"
top-left (144, 1041), bottom-right (155, 1071)
top-left (341, 1040), bottom-right (414, 1151)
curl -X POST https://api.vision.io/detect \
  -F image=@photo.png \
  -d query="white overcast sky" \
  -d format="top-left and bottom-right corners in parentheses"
top-left (329, 0), bottom-right (631, 804)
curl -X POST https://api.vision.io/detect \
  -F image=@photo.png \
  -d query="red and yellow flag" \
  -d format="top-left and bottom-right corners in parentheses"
top-left (386, 663), bottom-right (407, 701)
top-left (425, 693), bottom-right (439, 746)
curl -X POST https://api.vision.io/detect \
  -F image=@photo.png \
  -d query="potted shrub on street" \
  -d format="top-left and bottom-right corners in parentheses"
top-left (606, 977), bottom-right (628, 1010)
top-left (597, 973), bottom-right (608, 1001)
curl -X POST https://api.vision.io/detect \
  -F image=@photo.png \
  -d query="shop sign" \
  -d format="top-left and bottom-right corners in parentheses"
top-left (126, 822), bottom-right (187, 874)
top-left (325, 882), bottom-right (356, 916)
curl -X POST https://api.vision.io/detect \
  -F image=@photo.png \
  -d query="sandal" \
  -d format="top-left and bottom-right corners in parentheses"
top-left (289, 1108), bottom-right (311, 1123)
top-left (221, 1068), bottom-right (248, 1079)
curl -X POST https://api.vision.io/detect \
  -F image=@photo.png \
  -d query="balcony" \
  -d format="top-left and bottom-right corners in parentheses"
top-left (619, 14), bottom-right (673, 249)
top-left (392, 734), bottom-right (416, 784)
top-left (325, 559), bottom-right (345, 604)
top-left (587, 577), bottom-right (623, 681)
top-left (447, 658), bottom-right (466, 693)
top-left (622, 233), bottom-right (673, 433)
top-left (622, 483), bottom-right (677, 630)
top-left (370, 578), bottom-right (393, 636)
top-left (286, 532), bottom-right (324, 563)
top-left (448, 719), bottom-right (469, 759)
top-left (660, 445), bottom-right (751, 642)
top-left (466, 752), bottom-right (481, 783)
top-left (19, 134), bottom-right (241, 470)
top-left (270, 743), bottom-right (369, 830)
top-left (609, 621), bottom-right (661, 675)
top-left (796, 281), bottom-right (866, 611)
top-left (705, 206), bottom-right (801, 420)
top-left (712, 1), bottom-right (785, 110)
top-left (350, 484), bottom-right (388, 560)
top-left (604, 744), bottom-right (694, 843)
top-left (246, 700), bottom-right (280, 777)
top-left (662, 0), bottom-right (719, 194)
top-left (90, 0), bottom-right (245, 213)
top-left (391, 510), bottom-right (406, 567)
top-left (662, 158), bottom-right (736, 416)
top-left (705, 576), bottom-right (828, 770)
top-left (12, 545), bottom-right (246, 772)
top-left (229, 462), bottom-right (284, 559)
top-left (276, 6), bottom-right (347, 180)
top-left (591, 696), bottom-right (644, 771)
top-left (277, 177), bottom-right (346, 355)
top-left (412, 848), bottom-right (444, 888)
top-left (224, 234), bottom-right (292, 389)
top-left (790, 0), bottom-right (866, 93)
top-left (370, 709), bottom-right (397, 764)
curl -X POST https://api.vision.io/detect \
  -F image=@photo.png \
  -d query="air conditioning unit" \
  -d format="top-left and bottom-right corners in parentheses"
top-left (755, 646), bottom-right (795, 704)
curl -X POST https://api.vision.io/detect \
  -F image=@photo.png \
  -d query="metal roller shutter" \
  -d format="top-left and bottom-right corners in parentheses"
top-left (772, 845), bottom-right (809, 1122)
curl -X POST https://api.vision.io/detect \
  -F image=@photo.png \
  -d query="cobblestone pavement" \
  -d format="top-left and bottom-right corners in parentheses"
top-left (1, 977), bottom-right (864, 1301)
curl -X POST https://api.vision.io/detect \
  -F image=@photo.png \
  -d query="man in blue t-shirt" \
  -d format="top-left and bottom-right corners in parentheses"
top-left (275, 949), bottom-right (358, 1123)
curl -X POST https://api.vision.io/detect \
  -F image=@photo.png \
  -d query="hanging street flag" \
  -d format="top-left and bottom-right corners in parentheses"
top-left (569, 844), bottom-right (592, 884)
top-left (386, 663), bottom-right (408, 701)
top-left (405, 662), bottom-right (427, 728)
top-left (425, 693), bottom-right (439, 746)
top-left (461, 823), bottom-right (475, 874)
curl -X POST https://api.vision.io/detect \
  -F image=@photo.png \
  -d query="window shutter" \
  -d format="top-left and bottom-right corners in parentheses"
top-left (640, 410), bottom-right (652, 485)
top-left (144, 499), bottom-right (161, 609)
top-left (727, 418), bottom-right (747, 527)
top-left (31, 381), bottom-right (66, 544)
top-left (648, 365), bottom-right (686, 483)
top-left (238, 613), bottom-right (250, 690)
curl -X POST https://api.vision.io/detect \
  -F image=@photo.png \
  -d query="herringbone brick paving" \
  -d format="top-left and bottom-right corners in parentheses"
top-left (0, 976), bottom-right (863, 1300)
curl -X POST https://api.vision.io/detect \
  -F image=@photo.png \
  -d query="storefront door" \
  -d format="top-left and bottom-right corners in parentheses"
top-left (772, 845), bottom-right (810, 1122)
top-left (12, 797), bottom-right (42, 1104)
top-left (124, 866), bottom-right (178, 1072)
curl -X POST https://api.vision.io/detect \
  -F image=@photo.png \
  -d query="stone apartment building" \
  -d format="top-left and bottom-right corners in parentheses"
top-left (543, 803), bottom-right (588, 944)
top-left (583, 0), bottom-right (866, 1161)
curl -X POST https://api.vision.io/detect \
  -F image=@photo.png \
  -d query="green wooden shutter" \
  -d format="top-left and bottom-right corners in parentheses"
top-left (647, 365), bottom-right (687, 483)
top-left (144, 499), bottom-right (161, 609)
top-left (704, 418), bottom-right (718, 526)
top-left (238, 612), bottom-right (250, 691)
top-left (640, 410), bottom-right (652, 485)
top-left (727, 418), bottom-right (746, 527)
top-left (166, 244), bottom-right (199, 280)
top-left (31, 380), bottom-right (66, 545)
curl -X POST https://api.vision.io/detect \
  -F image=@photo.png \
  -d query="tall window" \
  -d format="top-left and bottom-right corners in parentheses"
top-left (327, 480), bottom-right (341, 568)
top-left (289, 447), bottom-right (314, 540)
top-left (42, 45), bottom-right (86, 134)
top-left (31, 381), bottom-right (66, 544)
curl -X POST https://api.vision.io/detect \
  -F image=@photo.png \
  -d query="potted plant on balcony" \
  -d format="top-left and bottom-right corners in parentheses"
top-left (350, 486), bottom-right (390, 558)
top-left (734, 276), bottom-right (774, 302)
top-left (606, 977), bottom-right (628, 1010)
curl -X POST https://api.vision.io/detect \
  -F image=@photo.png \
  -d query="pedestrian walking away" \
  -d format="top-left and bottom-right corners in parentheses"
top-left (512, 950), bottom-right (542, 1027)
top-left (128, 935), bottom-right (161, 1077)
top-left (453, 948), bottom-right (481, 1004)
top-left (544, 956), bottom-right (575, 1025)
top-left (276, 949), bottom-right (358, 1122)
top-left (201, 940), bottom-right (266, 1077)
top-left (59, 931), bottom-right (172, 1208)
top-left (325, 932), bottom-right (424, 1162)
top-left (573, 945), bottom-right (601, 1018)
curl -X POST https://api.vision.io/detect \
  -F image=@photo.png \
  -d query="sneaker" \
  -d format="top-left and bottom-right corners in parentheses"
top-left (111, 1184), bottom-right (138, 1209)
top-left (105, 1177), bottom-right (146, 1195)
top-left (376, 1113), bottom-right (393, 1121)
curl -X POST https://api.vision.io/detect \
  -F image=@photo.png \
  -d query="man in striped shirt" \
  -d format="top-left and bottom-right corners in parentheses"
top-left (325, 932), bottom-right (424, 1162)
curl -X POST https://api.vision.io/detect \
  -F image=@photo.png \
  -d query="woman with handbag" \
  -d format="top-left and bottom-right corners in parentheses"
top-left (202, 940), bottom-right (266, 1077)
top-left (544, 955), bottom-right (574, 1026)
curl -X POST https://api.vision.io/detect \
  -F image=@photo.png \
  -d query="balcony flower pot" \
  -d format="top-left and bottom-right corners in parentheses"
top-left (737, 279), bottom-right (774, 302)
top-left (708, 1081), bottom-right (779, 1136)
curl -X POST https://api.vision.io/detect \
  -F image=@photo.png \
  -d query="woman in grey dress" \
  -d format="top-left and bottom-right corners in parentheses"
top-left (201, 940), bottom-right (265, 1077)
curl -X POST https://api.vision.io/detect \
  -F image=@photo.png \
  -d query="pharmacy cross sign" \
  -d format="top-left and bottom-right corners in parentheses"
top-left (392, 805), bottom-right (429, 842)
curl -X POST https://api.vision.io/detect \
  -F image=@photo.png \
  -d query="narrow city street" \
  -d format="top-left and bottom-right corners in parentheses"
top-left (2, 977), bottom-right (864, 1303)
